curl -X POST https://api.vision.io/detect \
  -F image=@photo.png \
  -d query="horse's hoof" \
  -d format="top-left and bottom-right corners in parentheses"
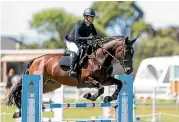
top-left (13, 112), bottom-right (21, 118)
top-left (83, 93), bottom-right (92, 100)
top-left (114, 105), bottom-right (118, 109)
top-left (42, 105), bottom-right (45, 111)
top-left (104, 96), bottom-right (113, 103)
top-left (90, 96), bottom-right (97, 101)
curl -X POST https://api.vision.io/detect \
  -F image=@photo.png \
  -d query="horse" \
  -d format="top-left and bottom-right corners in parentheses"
top-left (5, 36), bottom-right (137, 118)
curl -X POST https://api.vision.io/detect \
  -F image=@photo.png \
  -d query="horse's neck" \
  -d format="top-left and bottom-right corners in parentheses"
top-left (89, 39), bottom-right (123, 68)
top-left (91, 48), bottom-right (113, 67)
top-left (103, 39), bottom-right (119, 51)
top-left (95, 39), bottom-right (123, 67)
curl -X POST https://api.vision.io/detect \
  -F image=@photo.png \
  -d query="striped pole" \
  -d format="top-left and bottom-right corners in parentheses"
top-left (42, 119), bottom-right (116, 122)
top-left (43, 102), bottom-right (117, 109)
top-left (75, 120), bottom-right (116, 122)
top-left (43, 120), bottom-right (116, 122)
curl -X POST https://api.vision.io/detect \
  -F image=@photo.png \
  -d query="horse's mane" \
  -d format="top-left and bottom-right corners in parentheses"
top-left (101, 36), bottom-right (125, 44)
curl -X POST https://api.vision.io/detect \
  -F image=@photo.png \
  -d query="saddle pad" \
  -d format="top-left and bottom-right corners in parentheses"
top-left (59, 56), bottom-right (71, 67)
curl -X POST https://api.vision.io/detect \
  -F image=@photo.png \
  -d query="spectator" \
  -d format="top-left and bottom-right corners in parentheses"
top-left (5, 68), bottom-right (15, 96)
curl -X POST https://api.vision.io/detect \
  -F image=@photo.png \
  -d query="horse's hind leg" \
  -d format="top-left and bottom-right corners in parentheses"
top-left (83, 77), bottom-right (104, 101)
top-left (103, 77), bottom-right (122, 103)
top-left (12, 59), bottom-right (46, 118)
top-left (11, 78), bottom-right (22, 118)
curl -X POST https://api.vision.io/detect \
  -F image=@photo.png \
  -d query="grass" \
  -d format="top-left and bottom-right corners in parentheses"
top-left (1, 99), bottom-right (179, 122)
top-left (135, 100), bottom-right (179, 122)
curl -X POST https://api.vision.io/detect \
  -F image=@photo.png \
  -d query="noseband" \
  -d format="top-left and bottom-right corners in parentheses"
top-left (119, 41), bottom-right (133, 67)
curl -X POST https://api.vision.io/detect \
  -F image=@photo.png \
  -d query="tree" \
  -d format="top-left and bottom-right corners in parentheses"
top-left (20, 43), bottom-right (41, 49)
top-left (29, 8), bottom-right (107, 49)
top-left (42, 38), bottom-right (66, 49)
top-left (134, 28), bottom-right (179, 71)
top-left (91, 1), bottom-right (150, 37)
top-left (29, 8), bottom-right (79, 42)
top-left (29, 8), bottom-right (80, 49)
top-left (131, 19), bottom-right (153, 37)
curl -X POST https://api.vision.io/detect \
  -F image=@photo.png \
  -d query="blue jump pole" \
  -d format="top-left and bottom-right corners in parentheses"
top-left (21, 74), bottom-right (133, 122)
top-left (22, 75), bottom-right (43, 122)
top-left (115, 74), bottom-right (134, 122)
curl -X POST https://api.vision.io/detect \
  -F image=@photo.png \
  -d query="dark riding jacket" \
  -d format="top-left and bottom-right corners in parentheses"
top-left (68, 20), bottom-right (97, 45)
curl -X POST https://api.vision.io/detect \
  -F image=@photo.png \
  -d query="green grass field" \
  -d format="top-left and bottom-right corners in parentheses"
top-left (1, 99), bottom-right (179, 122)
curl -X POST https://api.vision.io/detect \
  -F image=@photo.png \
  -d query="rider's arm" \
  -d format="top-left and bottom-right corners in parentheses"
top-left (75, 23), bottom-right (93, 43)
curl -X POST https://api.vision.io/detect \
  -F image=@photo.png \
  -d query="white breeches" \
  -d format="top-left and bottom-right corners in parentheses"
top-left (66, 41), bottom-right (79, 54)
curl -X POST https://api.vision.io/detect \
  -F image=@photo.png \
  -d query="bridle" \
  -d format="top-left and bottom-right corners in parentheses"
top-left (101, 39), bottom-right (133, 68)
top-left (118, 42), bottom-right (134, 68)
top-left (87, 38), bottom-right (133, 72)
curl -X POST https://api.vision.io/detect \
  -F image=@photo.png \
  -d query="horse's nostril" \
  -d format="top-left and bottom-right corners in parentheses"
top-left (126, 67), bottom-right (130, 71)
top-left (125, 67), bottom-right (133, 74)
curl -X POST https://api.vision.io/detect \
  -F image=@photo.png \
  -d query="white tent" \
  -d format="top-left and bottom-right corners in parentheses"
top-left (134, 56), bottom-right (179, 99)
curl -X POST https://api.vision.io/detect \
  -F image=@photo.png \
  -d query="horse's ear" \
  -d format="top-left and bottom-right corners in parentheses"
top-left (129, 36), bottom-right (138, 45)
top-left (125, 36), bottom-right (129, 44)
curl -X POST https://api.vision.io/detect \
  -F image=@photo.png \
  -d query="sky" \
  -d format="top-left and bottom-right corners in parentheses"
top-left (1, 1), bottom-right (179, 43)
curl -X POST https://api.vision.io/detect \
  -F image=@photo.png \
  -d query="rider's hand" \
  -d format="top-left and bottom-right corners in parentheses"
top-left (94, 35), bottom-right (100, 39)
top-left (87, 36), bottom-right (94, 40)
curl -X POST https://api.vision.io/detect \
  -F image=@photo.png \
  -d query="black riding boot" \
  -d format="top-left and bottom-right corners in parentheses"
top-left (69, 52), bottom-right (78, 77)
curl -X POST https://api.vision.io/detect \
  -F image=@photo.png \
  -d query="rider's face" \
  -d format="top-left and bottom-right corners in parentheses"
top-left (87, 16), bottom-right (95, 23)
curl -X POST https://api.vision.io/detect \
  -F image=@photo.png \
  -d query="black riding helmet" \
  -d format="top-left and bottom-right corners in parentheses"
top-left (83, 8), bottom-right (96, 17)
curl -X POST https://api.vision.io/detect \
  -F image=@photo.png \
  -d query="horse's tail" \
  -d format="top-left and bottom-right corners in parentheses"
top-left (5, 58), bottom-right (36, 107)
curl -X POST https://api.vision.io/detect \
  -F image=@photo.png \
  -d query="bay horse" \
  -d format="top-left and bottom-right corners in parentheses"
top-left (5, 36), bottom-right (137, 118)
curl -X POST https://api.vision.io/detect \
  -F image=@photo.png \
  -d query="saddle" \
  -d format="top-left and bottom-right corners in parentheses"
top-left (59, 45), bottom-right (91, 72)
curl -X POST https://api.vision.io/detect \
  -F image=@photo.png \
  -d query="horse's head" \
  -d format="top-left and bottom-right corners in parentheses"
top-left (110, 36), bottom-right (137, 74)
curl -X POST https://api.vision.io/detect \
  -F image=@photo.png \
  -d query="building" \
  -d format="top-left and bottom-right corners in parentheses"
top-left (1, 36), bottom-right (21, 50)
top-left (134, 56), bottom-right (179, 99)
top-left (1, 36), bottom-right (21, 83)
top-left (1, 49), bottom-right (65, 83)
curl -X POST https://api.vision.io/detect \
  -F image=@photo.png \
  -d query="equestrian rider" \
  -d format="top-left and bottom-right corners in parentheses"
top-left (65, 8), bottom-right (99, 77)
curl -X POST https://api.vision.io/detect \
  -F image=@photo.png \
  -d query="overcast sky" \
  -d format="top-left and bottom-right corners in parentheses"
top-left (1, 1), bottom-right (179, 40)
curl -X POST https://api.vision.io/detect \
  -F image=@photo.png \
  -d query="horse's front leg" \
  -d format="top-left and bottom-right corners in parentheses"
top-left (83, 77), bottom-right (104, 101)
top-left (103, 77), bottom-right (122, 103)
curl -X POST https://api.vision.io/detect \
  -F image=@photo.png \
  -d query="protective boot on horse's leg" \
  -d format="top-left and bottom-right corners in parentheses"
top-left (83, 77), bottom-right (104, 101)
top-left (102, 77), bottom-right (123, 103)
top-left (69, 52), bottom-right (79, 77)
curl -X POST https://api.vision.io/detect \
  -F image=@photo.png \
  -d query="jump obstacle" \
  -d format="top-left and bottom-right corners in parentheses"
top-left (21, 74), bottom-right (133, 122)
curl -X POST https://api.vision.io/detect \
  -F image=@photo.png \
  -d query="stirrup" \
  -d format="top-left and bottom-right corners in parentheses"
top-left (69, 69), bottom-right (77, 77)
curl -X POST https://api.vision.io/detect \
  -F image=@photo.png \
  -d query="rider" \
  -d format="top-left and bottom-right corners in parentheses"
top-left (65, 8), bottom-right (99, 77)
